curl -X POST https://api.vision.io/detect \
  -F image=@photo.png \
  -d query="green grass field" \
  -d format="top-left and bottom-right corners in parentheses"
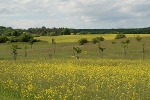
top-left (0, 34), bottom-right (150, 60)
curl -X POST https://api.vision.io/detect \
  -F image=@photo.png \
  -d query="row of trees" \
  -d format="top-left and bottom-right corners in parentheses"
top-left (0, 32), bottom-right (39, 43)
top-left (74, 34), bottom-right (144, 59)
top-left (77, 28), bottom-right (150, 34)
top-left (1, 26), bottom-right (150, 37)
top-left (0, 26), bottom-right (73, 36)
top-left (9, 33), bottom-right (144, 60)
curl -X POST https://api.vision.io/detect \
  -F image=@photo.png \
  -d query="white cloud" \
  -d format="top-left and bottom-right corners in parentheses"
top-left (0, 0), bottom-right (150, 29)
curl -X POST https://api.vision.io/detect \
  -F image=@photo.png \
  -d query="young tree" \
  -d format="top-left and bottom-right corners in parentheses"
top-left (11, 45), bottom-right (18, 60)
top-left (24, 45), bottom-right (27, 57)
top-left (73, 47), bottom-right (82, 59)
top-left (142, 43), bottom-right (145, 60)
top-left (136, 35), bottom-right (142, 41)
top-left (121, 43), bottom-right (128, 56)
top-left (28, 38), bottom-right (34, 49)
top-left (121, 40), bottom-right (130, 56)
top-left (98, 46), bottom-right (105, 58)
top-left (52, 38), bottom-right (56, 54)
top-left (78, 38), bottom-right (88, 45)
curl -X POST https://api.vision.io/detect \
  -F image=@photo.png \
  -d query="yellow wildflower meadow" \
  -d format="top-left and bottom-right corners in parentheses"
top-left (0, 58), bottom-right (150, 100)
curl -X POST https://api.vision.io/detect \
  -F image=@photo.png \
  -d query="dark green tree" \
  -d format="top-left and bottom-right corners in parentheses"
top-left (0, 36), bottom-right (8, 43)
top-left (61, 28), bottom-right (71, 35)
top-left (12, 30), bottom-right (20, 36)
top-left (19, 33), bottom-right (33, 42)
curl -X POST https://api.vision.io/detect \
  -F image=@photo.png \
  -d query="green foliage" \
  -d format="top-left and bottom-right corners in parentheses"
top-left (28, 38), bottom-right (34, 49)
top-left (121, 39), bottom-right (130, 44)
top-left (98, 46), bottom-right (105, 58)
top-left (11, 45), bottom-right (18, 60)
top-left (4, 32), bottom-right (11, 36)
top-left (98, 46), bottom-right (105, 52)
top-left (92, 38), bottom-right (98, 44)
top-left (0, 36), bottom-right (8, 43)
top-left (97, 36), bottom-right (105, 41)
top-left (121, 41), bottom-right (128, 56)
top-left (19, 33), bottom-right (33, 42)
top-left (92, 37), bottom-right (104, 44)
top-left (125, 39), bottom-right (130, 43)
top-left (9, 36), bottom-right (19, 42)
top-left (136, 35), bottom-right (142, 41)
top-left (115, 33), bottom-right (126, 39)
top-left (52, 38), bottom-right (56, 54)
top-left (52, 38), bottom-right (56, 45)
top-left (61, 28), bottom-right (71, 35)
top-left (12, 30), bottom-right (21, 36)
top-left (24, 45), bottom-right (27, 51)
top-left (78, 38), bottom-right (88, 45)
top-left (48, 32), bottom-right (58, 36)
top-left (111, 41), bottom-right (116, 44)
top-left (73, 47), bottom-right (82, 53)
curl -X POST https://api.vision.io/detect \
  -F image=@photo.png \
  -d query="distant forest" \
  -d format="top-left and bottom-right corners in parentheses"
top-left (0, 26), bottom-right (150, 36)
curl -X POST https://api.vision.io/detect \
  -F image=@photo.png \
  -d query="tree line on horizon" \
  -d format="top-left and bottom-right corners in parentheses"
top-left (0, 26), bottom-right (150, 37)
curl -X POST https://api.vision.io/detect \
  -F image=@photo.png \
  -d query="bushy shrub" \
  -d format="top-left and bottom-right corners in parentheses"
top-left (92, 37), bottom-right (104, 44)
top-left (19, 33), bottom-right (33, 42)
top-left (92, 38), bottom-right (98, 44)
top-left (115, 33), bottom-right (126, 39)
top-left (121, 40), bottom-right (130, 44)
top-left (97, 37), bottom-right (105, 41)
top-left (73, 47), bottom-right (82, 53)
top-left (78, 38), bottom-right (88, 45)
top-left (0, 36), bottom-right (8, 43)
top-left (136, 35), bottom-right (142, 41)
top-left (111, 41), bottom-right (116, 44)
top-left (125, 39), bottom-right (130, 43)
top-left (9, 37), bottom-right (19, 42)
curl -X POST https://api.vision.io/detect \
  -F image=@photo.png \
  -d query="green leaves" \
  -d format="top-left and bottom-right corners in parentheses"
top-left (11, 44), bottom-right (18, 60)
top-left (73, 47), bottom-right (82, 53)
top-left (98, 46), bottom-right (105, 52)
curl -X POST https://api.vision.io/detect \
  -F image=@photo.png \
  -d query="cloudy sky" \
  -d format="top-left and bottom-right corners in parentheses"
top-left (0, 0), bottom-right (150, 29)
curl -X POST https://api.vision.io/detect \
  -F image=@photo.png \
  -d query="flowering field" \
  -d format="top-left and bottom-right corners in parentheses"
top-left (0, 58), bottom-right (150, 100)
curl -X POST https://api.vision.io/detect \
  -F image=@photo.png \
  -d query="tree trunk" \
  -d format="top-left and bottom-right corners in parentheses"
top-left (13, 54), bottom-right (16, 60)
top-left (31, 44), bottom-right (32, 49)
top-left (123, 48), bottom-right (126, 56)
top-left (54, 46), bottom-right (55, 54)
top-left (25, 51), bottom-right (27, 57)
top-left (49, 54), bottom-right (52, 59)
top-left (100, 51), bottom-right (103, 58)
top-left (142, 44), bottom-right (145, 60)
